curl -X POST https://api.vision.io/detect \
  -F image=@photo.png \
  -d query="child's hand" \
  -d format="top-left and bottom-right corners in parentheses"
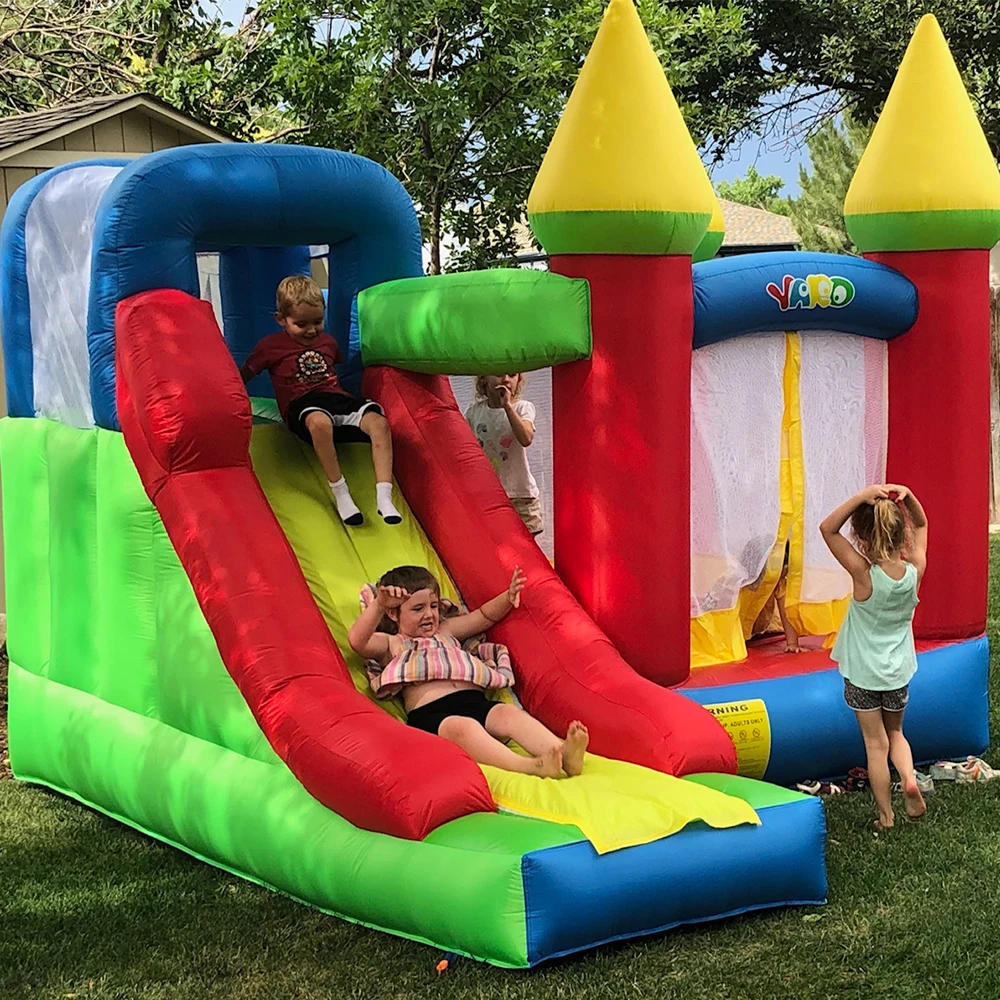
top-left (377, 585), bottom-right (408, 611)
top-left (884, 483), bottom-right (910, 502)
top-left (497, 384), bottom-right (513, 408)
top-left (860, 485), bottom-right (889, 505)
top-left (508, 566), bottom-right (526, 608)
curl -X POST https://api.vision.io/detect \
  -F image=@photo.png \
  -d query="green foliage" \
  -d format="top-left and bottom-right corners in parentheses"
top-left (715, 165), bottom-right (790, 215)
top-left (0, 1), bottom-right (284, 137)
top-left (261, 0), bottom-right (775, 271)
top-left (788, 115), bottom-right (870, 254)
top-left (745, 1), bottom-right (1000, 156)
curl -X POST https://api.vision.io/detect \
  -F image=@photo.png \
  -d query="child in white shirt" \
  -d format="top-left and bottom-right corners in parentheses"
top-left (464, 374), bottom-right (543, 536)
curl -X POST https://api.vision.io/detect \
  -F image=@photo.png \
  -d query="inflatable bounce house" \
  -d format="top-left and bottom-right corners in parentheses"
top-left (0, 0), bottom-right (992, 968)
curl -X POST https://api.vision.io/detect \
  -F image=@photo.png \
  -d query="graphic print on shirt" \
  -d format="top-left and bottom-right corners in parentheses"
top-left (296, 349), bottom-right (331, 385)
top-left (476, 422), bottom-right (508, 471)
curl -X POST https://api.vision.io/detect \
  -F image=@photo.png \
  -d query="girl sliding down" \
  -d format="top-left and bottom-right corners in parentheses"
top-left (348, 565), bottom-right (588, 777)
top-left (821, 484), bottom-right (929, 830)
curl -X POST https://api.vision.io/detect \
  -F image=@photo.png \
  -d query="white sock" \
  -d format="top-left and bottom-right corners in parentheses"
top-left (376, 481), bottom-right (402, 524)
top-left (329, 477), bottom-right (363, 526)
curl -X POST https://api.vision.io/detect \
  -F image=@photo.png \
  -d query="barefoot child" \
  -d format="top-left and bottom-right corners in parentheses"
top-left (240, 275), bottom-right (402, 527)
top-left (820, 483), bottom-right (929, 830)
top-left (348, 564), bottom-right (588, 777)
top-left (465, 374), bottom-right (543, 536)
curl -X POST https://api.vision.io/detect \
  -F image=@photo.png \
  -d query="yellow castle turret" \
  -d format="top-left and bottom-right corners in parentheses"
top-left (844, 13), bottom-right (1000, 251)
top-left (528, 0), bottom-right (715, 256)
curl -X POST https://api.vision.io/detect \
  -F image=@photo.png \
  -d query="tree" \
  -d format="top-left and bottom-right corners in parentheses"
top-left (0, 1), bottom-right (283, 136)
top-left (788, 114), bottom-right (869, 254)
top-left (715, 165), bottom-right (790, 215)
top-left (265, 0), bottom-right (782, 272)
top-left (746, 1), bottom-right (1000, 157)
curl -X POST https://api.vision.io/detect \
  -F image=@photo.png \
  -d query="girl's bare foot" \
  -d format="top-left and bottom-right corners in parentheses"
top-left (903, 777), bottom-right (927, 820)
top-left (530, 745), bottom-right (562, 778)
top-left (874, 813), bottom-right (894, 832)
top-left (562, 721), bottom-right (589, 776)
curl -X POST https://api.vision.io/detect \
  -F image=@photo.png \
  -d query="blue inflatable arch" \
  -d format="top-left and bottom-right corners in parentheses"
top-left (692, 250), bottom-right (919, 349)
top-left (87, 144), bottom-right (424, 429)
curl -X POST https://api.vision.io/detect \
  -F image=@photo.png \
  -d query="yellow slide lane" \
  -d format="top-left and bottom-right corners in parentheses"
top-left (249, 422), bottom-right (759, 852)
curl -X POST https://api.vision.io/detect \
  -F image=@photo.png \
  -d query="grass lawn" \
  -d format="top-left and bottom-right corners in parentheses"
top-left (3, 547), bottom-right (1000, 1000)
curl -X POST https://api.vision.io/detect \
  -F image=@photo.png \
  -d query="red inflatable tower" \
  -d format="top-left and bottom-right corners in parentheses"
top-left (527, 0), bottom-right (715, 685)
top-left (845, 15), bottom-right (1000, 639)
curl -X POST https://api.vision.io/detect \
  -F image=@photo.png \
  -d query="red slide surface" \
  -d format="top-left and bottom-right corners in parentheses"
top-left (115, 288), bottom-right (736, 843)
top-left (365, 366), bottom-right (736, 776)
top-left (115, 289), bottom-right (495, 841)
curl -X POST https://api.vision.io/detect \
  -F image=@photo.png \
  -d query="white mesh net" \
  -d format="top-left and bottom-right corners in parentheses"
top-left (26, 165), bottom-right (123, 427)
top-left (690, 334), bottom-right (787, 617)
top-left (798, 332), bottom-right (887, 604)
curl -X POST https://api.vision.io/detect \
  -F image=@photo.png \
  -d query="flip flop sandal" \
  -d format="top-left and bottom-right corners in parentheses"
top-left (796, 780), bottom-right (822, 796)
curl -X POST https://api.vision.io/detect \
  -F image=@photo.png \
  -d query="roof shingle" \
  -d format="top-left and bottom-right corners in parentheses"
top-left (719, 198), bottom-right (800, 248)
top-left (0, 93), bottom-right (231, 153)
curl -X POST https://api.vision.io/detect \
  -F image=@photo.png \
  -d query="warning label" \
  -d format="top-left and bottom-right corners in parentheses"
top-left (702, 698), bottom-right (771, 780)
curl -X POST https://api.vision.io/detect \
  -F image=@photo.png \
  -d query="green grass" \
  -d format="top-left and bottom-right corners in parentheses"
top-left (3, 545), bottom-right (1000, 1000)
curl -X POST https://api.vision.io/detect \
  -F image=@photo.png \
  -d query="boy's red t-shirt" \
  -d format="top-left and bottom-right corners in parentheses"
top-left (243, 331), bottom-right (349, 418)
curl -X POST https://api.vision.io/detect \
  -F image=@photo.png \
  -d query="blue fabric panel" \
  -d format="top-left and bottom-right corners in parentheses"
top-left (0, 159), bottom-right (129, 417)
top-left (327, 237), bottom-right (365, 396)
top-left (219, 245), bottom-right (312, 399)
top-left (522, 795), bottom-right (827, 965)
top-left (88, 144), bottom-right (422, 429)
top-left (680, 637), bottom-right (989, 785)
top-left (692, 251), bottom-right (919, 348)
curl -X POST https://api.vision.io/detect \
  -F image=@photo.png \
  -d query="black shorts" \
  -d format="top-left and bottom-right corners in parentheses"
top-left (406, 689), bottom-right (498, 736)
top-left (286, 391), bottom-right (383, 444)
top-left (843, 678), bottom-right (910, 712)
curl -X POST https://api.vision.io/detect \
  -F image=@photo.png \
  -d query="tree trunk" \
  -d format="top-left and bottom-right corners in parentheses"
top-left (429, 194), bottom-right (442, 275)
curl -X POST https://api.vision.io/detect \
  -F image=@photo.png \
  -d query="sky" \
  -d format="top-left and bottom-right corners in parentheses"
top-left (212, 0), bottom-right (811, 198)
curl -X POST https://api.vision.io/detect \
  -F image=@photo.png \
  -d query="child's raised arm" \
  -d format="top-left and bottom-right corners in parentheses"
top-left (348, 586), bottom-right (407, 661)
top-left (886, 484), bottom-right (929, 583)
top-left (443, 568), bottom-right (525, 641)
top-left (820, 486), bottom-right (888, 597)
top-left (499, 386), bottom-right (535, 448)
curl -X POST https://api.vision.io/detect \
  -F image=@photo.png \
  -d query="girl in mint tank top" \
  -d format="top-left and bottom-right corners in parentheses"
top-left (820, 484), bottom-right (929, 832)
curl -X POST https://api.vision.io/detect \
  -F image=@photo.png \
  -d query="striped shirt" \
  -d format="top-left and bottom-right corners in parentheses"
top-left (367, 632), bottom-right (515, 700)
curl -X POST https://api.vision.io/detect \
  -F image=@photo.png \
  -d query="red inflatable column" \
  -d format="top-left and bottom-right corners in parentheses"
top-left (844, 15), bottom-right (1000, 639)
top-left (550, 255), bottom-right (692, 683)
top-left (869, 250), bottom-right (990, 637)
top-left (526, 0), bottom-right (716, 686)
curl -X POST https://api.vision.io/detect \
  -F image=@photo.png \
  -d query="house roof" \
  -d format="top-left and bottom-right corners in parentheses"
top-left (0, 92), bottom-right (233, 162)
top-left (718, 198), bottom-right (800, 248)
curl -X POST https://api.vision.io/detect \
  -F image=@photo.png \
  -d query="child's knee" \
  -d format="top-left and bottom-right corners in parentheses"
top-left (363, 411), bottom-right (391, 439)
top-left (864, 731), bottom-right (891, 756)
top-left (438, 715), bottom-right (482, 742)
top-left (304, 411), bottom-right (333, 439)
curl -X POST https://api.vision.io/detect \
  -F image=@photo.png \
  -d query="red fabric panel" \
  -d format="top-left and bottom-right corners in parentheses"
top-left (365, 365), bottom-right (736, 777)
top-left (115, 289), bottom-right (495, 840)
top-left (547, 255), bottom-right (692, 686)
top-left (869, 250), bottom-right (990, 639)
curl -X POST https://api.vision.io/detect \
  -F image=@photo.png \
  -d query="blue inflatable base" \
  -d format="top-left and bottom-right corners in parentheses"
top-left (680, 637), bottom-right (990, 786)
top-left (522, 792), bottom-right (826, 965)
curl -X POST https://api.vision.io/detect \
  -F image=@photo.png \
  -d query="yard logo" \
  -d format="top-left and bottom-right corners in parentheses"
top-left (765, 273), bottom-right (855, 311)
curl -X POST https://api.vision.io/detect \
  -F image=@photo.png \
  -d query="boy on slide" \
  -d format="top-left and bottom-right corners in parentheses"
top-left (240, 275), bottom-right (401, 526)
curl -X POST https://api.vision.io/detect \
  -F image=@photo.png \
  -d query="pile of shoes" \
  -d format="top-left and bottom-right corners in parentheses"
top-left (929, 757), bottom-right (998, 784)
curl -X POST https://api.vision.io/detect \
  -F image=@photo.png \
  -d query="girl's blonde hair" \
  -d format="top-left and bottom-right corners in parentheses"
top-left (851, 498), bottom-right (907, 563)
top-left (474, 374), bottom-right (524, 401)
